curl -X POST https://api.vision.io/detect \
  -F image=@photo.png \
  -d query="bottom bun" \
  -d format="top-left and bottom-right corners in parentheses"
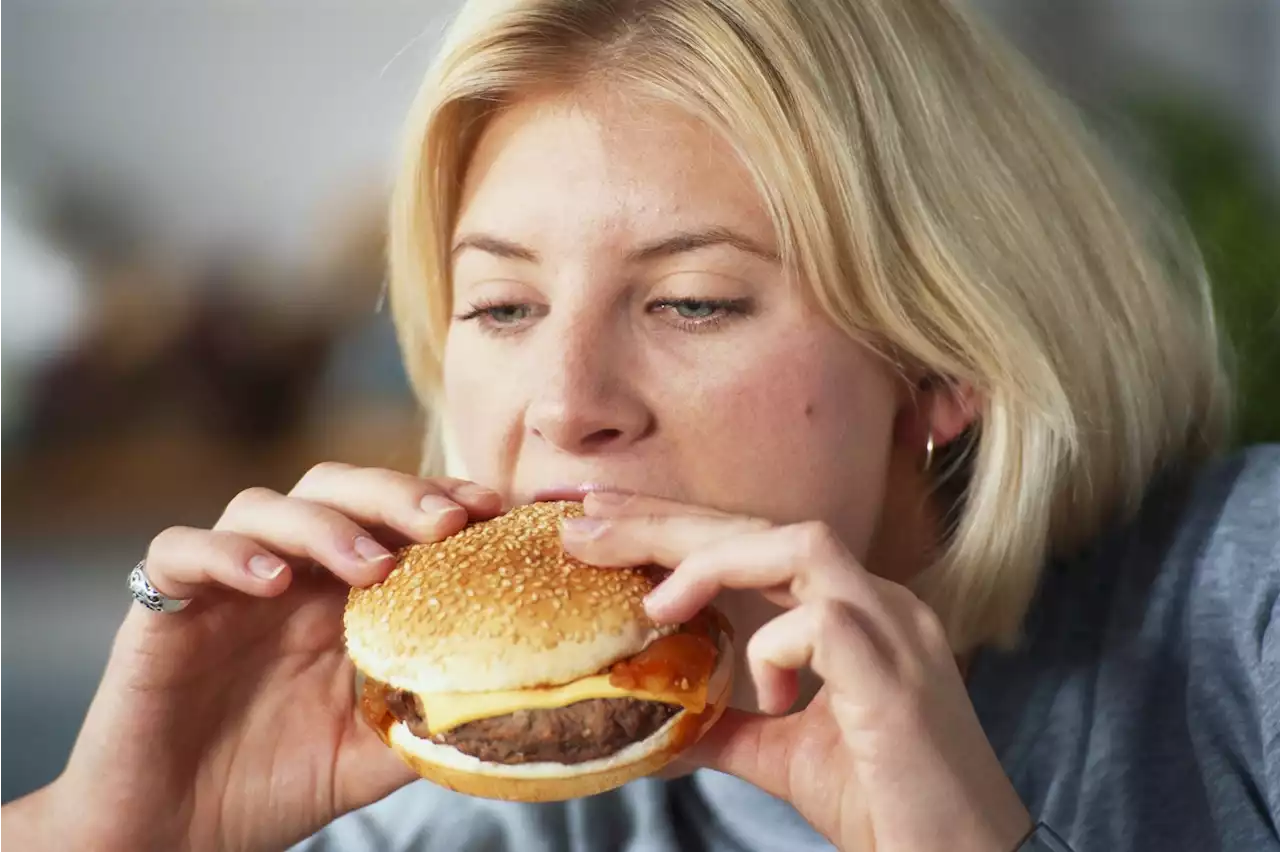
top-left (375, 634), bottom-right (733, 802)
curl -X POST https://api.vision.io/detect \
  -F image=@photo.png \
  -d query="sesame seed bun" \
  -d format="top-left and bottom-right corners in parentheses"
top-left (344, 501), bottom-right (678, 694)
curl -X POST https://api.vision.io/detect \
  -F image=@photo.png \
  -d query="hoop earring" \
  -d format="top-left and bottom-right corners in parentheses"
top-left (923, 432), bottom-right (935, 473)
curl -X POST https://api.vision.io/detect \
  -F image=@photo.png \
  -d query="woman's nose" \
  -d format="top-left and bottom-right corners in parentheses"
top-left (523, 318), bottom-right (654, 454)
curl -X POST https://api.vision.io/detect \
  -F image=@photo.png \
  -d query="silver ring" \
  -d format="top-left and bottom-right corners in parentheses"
top-left (128, 560), bottom-right (191, 613)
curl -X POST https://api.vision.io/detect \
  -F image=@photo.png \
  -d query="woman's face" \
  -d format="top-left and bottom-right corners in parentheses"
top-left (443, 90), bottom-right (926, 707)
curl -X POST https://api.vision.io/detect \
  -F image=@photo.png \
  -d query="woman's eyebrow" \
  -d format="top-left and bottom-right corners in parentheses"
top-left (450, 227), bottom-right (779, 265)
top-left (626, 227), bottom-right (780, 264)
top-left (452, 234), bottom-right (540, 262)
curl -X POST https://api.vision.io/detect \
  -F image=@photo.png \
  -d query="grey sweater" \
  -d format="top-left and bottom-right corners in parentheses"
top-left (298, 446), bottom-right (1280, 852)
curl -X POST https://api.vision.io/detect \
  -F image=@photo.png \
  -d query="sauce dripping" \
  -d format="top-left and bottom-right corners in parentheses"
top-left (359, 676), bottom-right (396, 740)
top-left (608, 630), bottom-right (718, 712)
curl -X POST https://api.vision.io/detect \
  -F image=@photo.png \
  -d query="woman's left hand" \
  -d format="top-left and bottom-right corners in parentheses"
top-left (560, 493), bottom-right (1032, 852)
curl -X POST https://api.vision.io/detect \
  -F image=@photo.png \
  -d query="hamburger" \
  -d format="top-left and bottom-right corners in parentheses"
top-left (345, 500), bottom-right (733, 802)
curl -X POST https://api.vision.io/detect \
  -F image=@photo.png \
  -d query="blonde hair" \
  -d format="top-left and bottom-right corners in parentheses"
top-left (387, 0), bottom-right (1230, 650)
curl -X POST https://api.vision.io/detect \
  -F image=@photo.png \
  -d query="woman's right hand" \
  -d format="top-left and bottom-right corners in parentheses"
top-left (12, 463), bottom-right (504, 852)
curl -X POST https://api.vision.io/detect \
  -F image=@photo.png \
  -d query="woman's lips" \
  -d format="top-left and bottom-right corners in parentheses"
top-left (529, 485), bottom-right (634, 503)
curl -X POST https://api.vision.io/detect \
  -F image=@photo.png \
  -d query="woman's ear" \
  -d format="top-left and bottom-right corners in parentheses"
top-left (921, 378), bottom-right (981, 448)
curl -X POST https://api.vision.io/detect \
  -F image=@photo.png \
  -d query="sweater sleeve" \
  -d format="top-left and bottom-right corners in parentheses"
top-left (1261, 571), bottom-right (1280, 824)
top-left (1232, 450), bottom-right (1280, 824)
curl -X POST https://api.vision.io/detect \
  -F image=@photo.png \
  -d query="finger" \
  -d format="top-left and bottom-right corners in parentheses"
top-left (641, 523), bottom-right (873, 624)
top-left (682, 707), bottom-right (796, 800)
top-left (145, 526), bottom-right (292, 600)
top-left (215, 487), bottom-right (397, 586)
top-left (291, 463), bottom-right (500, 542)
top-left (745, 605), bottom-right (815, 714)
top-left (748, 600), bottom-right (891, 701)
top-left (559, 511), bottom-right (770, 571)
top-left (334, 684), bottom-right (421, 808)
top-left (638, 531), bottom-right (803, 623)
top-left (431, 477), bottom-right (507, 517)
top-left (582, 491), bottom-right (735, 519)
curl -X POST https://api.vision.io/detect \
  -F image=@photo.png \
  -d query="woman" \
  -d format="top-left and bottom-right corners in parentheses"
top-left (4, 0), bottom-right (1276, 850)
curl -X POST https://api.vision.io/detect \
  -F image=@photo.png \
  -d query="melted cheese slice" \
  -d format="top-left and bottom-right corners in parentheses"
top-left (419, 675), bottom-right (702, 735)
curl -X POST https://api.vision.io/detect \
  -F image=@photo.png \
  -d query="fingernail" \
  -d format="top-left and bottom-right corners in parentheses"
top-left (353, 536), bottom-right (394, 564)
top-left (454, 482), bottom-right (500, 503)
top-left (248, 555), bottom-right (287, 580)
top-left (420, 494), bottom-right (465, 523)
top-left (560, 517), bottom-right (609, 541)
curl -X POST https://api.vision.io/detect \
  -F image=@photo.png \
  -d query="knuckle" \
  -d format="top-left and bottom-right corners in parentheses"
top-left (641, 512), bottom-right (672, 528)
top-left (302, 507), bottom-right (365, 553)
top-left (312, 460), bottom-right (353, 477)
top-left (226, 486), bottom-right (280, 514)
top-left (810, 598), bottom-right (852, 636)
top-left (207, 529), bottom-right (254, 560)
top-left (911, 600), bottom-right (950, 652)
top-left (885, 581), bottom-right (945, 641)
top-left (786, 523), bottom-right (843, 599)
top-left (745, 619), bottom-right (780, 658)
top-left (147, 525), bottom-right (193, 560)
top-left (791, 521), bottom-right (839, 563)
top-left (295, 460), bottom-right (352, 492)
top-left (195, 535), bottom-right (248, 581)
top-left (408, 476), bottom-right (451, 502)
top-left (321, 509), bottom-right (364, 539)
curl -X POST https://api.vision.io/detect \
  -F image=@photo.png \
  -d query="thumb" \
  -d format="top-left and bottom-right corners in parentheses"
top-left (680, 708), bottom-right (797, 800)
top-left (335, 718), bottom-right (420, 812)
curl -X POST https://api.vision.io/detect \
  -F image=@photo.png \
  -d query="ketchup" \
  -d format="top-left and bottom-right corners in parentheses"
top-left (359, 676), bottom-right (395, 739)
top-left (608, 630), bottom-right (718, 712)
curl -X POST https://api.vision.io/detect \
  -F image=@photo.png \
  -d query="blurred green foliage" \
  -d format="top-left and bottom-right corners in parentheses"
top-left (1129, 98), bottom-right (1280, 446)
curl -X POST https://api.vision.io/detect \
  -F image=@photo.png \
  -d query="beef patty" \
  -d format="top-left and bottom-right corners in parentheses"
top-left (380, 684), bottom-right (680, 765)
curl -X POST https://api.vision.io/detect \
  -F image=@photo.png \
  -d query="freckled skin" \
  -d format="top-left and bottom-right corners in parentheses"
top-left (443, 90), bottom-right (935, 711)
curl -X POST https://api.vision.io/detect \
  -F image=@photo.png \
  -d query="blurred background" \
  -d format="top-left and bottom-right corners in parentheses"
top-left (3, 0), bottom-right (1278, 804)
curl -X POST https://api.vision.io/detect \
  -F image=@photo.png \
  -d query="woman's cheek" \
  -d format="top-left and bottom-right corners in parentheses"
top-left (442, 350), bottom-right (513, 482)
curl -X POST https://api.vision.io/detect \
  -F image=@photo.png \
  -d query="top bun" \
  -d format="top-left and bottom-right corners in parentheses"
top-left (344, 501), bottom-right (674, 694)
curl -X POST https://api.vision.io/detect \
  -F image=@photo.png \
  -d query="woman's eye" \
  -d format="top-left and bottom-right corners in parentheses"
top-left (672, 301), bottom-right (720, 319)
top-left (455, 301), bottom-right (541, 334)
top-left (484, 304), bottom-right (532, 323)
top-left (650, 297), bottom-right (753, 331)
